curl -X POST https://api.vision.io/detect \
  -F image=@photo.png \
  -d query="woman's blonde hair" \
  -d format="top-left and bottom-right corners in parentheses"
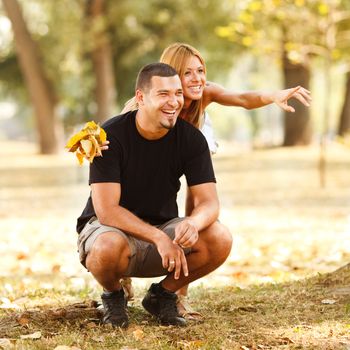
top-left (160, 43), bottom-right (206, 129)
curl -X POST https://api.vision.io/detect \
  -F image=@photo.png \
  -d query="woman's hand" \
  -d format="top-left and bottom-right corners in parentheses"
top-left (273, 86), bottom-right (311, 112)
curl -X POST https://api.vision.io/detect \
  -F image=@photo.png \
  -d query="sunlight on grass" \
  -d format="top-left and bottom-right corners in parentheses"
top-left (0, 141), bottom-right (350, 349)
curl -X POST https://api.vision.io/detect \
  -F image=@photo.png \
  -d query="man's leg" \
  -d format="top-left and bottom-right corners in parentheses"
top-left (84, 228), bottom-right (132, 328)
top-left (142, 222), bottom-right (232, 325)
top-left (176, 223), bottom-right (231, 319)
top-left (161, 221), bottom-right (232, 292)
top-left (86, 231), bottom-right (131, 291)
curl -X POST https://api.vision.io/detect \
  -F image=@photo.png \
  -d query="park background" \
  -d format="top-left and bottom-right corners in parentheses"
top-left (1, 0), bottom-right (350, 349)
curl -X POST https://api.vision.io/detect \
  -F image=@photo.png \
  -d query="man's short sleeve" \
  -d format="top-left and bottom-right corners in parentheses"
top-left (184, 130), bottom-right (216, 187)
top-left (89, 137), bottom-right (122, 184)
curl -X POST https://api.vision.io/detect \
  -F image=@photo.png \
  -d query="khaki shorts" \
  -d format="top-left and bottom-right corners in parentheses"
top-left (77, 216), bottom-right (191, 278)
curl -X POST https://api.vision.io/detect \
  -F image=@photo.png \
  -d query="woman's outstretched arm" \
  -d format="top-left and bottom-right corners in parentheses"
top-left (204, 82), bottom-right (311, 112)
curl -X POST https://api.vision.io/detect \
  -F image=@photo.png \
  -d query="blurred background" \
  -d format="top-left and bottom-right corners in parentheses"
top-left (0, 0), bottom-right (350, 150)
top-left (0, 0), bottom-right (350, 290)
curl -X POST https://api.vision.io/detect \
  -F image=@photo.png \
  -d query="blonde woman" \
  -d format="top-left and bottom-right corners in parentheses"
top-left (120, 43), bottom-right (311, 320)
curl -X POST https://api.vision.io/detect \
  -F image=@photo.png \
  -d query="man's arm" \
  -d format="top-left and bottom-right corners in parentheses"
top-left (91, 182), bottom-right (188, 279)
top-left (173, 182), bottom-right (219, 248)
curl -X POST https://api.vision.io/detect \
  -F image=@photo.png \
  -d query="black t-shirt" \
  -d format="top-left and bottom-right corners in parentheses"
top-left (76, 110), bottom-right (216, 233)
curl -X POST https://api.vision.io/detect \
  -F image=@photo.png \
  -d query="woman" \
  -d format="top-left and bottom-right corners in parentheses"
top-left (121, 43), bottom-right (311, 320)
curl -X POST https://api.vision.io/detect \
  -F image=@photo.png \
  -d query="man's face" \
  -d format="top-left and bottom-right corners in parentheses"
top-left (138, 75), bottom-right (184, 130)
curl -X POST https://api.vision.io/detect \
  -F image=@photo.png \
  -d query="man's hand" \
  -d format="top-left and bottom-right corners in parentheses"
top-left (173, 218), bottom-right (199, 249)
top-left (156, 236), bottom-right (189, 280)
top-left (273, 86), bottom-right (311, 112)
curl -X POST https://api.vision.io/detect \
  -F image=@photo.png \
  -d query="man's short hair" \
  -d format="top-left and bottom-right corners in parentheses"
top-left (135, 63), bottom-right (178, 92)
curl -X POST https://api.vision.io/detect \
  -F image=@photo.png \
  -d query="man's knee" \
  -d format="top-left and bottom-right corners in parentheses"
top-left (201, 222), bottom-right (232, 260)
top-left (86, 232), bottom-right (130, 270)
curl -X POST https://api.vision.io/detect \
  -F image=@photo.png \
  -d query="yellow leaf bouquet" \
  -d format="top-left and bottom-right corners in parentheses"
top-left (66, 121), bottom-right (107, 165)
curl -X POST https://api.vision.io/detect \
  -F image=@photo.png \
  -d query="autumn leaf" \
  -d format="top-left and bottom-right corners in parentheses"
top-left (92, 336), bottom-right (104, 343)
top-left (132, 328), bottom-right (144, 341)
top-left (66, 121), bottom-right (107, 165)
top-left (17, 316), bottom-right (30, 326)
top-left (86, 322), bottom-right (97, 329)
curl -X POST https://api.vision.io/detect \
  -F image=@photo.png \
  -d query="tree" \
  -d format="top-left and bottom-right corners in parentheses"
top-left (2, 0), bottom-right (62, 154)
top-left (216, 0), bottom-right (350, 146)
top-left (282, 47), bottom-right (312, 145)
top-left (338, 72), bottom-right (350, 135)
top-left (336, 2), bottom-right (350, 136)
top-left (216, 0), bottom-right (316, 145)
top-left (85, 0), bottom-right (116, 123)
top-left (0, 0), bottom-right (237, 141)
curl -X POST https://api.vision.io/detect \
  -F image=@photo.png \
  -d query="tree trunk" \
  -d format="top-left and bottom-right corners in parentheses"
top-left (2, 0), bottom-right (61, 154)
top-left (338, 72), bottom-right (350, 136)
top-left (282, 52), bottom-right (312, 146)
top-left (86, 0), bottom-right (117, 123)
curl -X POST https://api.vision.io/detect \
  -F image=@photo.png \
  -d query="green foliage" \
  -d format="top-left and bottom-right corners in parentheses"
top-left (0, 0), bottom-right (238, 129)
top-left (216, 0), bottom-right (350, 66)
top-left (105, 0), bottom-right (235, 104)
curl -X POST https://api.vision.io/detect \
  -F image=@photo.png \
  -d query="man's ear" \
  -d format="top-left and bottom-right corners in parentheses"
top-left (135, 89), bottom-right (145, 106)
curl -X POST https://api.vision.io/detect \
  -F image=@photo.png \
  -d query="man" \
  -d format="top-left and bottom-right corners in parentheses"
top-left (76, 63), bottom-right (232, 328)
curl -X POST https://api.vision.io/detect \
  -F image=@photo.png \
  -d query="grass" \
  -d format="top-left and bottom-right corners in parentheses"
top-left (1, 270), bottom-right (350, 349)
top-left (1, 141), bottom-right (350, 349)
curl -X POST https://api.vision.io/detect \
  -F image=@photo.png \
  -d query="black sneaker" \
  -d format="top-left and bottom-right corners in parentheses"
top-left (142, 283), bottom-right (186, 326)
top-left (101, 289), bottom-right (128, 328)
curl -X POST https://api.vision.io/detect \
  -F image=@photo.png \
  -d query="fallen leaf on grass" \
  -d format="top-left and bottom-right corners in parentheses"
top-left (17, 316), bottom-right (30, 326)
top-left (235, 306), bottom-right (258, 312)
top-left (86, 322), bottom-right (97, 329)
top-left (231, 271), bottom-right (248, 280)
top-left (20, 331), bottom-right (41, 340)
top-left (322, 299), bottom-right (336, 304)
top-left (132, 329), bottom-right (144, 340)
top-left (278, 337), bottom-right (295, 344)
top-left (16, 252), bottom-right (28, 260)
top-left (92, 336), bottom-right (104, 343)
top-left (66, 121), bottom-right (107, 165)
top-left (52, 264), bottom-right (61, 273)
top-left (48, 308), bottom-right (67, 319)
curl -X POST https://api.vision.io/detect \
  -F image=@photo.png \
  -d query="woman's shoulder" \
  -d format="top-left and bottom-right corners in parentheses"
top-left (203, 81), bottom-right (222, 106)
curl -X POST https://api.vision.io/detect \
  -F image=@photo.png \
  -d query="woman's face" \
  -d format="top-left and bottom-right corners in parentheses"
top-left (180, 55), bottom-right (206, 101)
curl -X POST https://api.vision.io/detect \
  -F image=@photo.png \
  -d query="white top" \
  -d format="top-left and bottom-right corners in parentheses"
top-left (200, 112), bottom-right (218, 154)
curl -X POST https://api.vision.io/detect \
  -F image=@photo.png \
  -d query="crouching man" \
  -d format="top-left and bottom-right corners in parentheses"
top-left (76, 63), bottom-right (232, 328)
